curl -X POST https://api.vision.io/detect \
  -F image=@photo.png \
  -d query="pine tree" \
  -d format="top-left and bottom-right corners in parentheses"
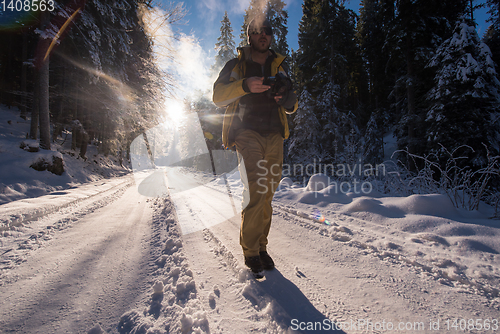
top-left (296, 0), bottom-right (322, 86)
top-left (0, 0), bottom-right (177, 159)
top-left (484, 0), bottom-right (500, 68)
top-left (315, 78), bottom-right (340, 160)
top-left (385, 0), bottom-right (468, 165)
top-left (213, 11), bottom-right (236, 74)
top-left (426, 20), bottom-right (500, 167)
top-left (18, 1), bottom-right (176, 157)
top-left (362, 112), bottom-right (384, 164)
top-left (61, 0), bottom-right (175, 155)
top-left (265, 0), bottom-right (289, 56)
top-left (297, 0), bottom-right (366, 165)
top-left (298, 0), bottom-right (366, 111)
top-left (288, 89), bottom-right (322, 168)
top-left (358, 0), bottom-right (395, 114)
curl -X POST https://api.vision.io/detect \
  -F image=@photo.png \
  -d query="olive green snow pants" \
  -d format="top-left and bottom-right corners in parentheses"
top-left (235, 129), bottom-right (283, 258)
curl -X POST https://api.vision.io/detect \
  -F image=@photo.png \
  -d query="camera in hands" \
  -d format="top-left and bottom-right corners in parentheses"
top-left (263, 72), bottom-right (292, 98)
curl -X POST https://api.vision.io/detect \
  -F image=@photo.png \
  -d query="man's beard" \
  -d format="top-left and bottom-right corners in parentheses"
top-left (251, 40), bottom-right (270, 53)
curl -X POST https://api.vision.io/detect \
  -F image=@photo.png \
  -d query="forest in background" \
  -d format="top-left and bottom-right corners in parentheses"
top-left (0, 0), bottom-right (183, 159)
top-left (200, 0), bottom-right (500, 174)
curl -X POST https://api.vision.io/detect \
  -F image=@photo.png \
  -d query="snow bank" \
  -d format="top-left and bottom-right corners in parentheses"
top-left (341, 194), bottom-right (460, 219)
top-left (305, 173), bottom-right (330, 191)
top-left (272, 172), bottom-right (500, 306)
top-left (0, 105), bottom-right (130, 205)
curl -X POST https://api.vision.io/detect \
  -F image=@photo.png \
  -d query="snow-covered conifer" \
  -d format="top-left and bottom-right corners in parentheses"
top-left (213, 12), bottom-right (236, 74)
top-left (363, 112), bottom-right (384, 164)
top-left (288, 89), bottom-right (321, 168)
top-left (426, 20), bottom-right (500, 166)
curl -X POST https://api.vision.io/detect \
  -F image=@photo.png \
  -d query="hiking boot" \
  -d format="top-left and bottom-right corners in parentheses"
top-left (244, 255), bottom-right (264, 274)
top-left (259, 251), bottom-right (275, 270)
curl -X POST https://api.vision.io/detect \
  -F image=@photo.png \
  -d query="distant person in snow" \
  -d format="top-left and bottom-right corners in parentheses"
top-left (212, 15), bottom-right (298, 276)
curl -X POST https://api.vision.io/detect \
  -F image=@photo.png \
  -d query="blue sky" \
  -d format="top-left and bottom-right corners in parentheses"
top-left (157, 0), bottom-right (492, 62)
top-left (158, 0), bottom-right (357, 55)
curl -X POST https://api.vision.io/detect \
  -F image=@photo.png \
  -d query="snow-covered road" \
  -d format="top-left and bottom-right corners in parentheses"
top-left (0, 169), bottom-right (499, 333)
top-left (0, 176), bottom-right (154, 333)
top-left (166, 167), bottom-right (240, 235)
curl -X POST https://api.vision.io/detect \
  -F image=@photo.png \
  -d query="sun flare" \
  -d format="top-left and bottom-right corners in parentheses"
top-left (164, 99), bottom-right (186, 124)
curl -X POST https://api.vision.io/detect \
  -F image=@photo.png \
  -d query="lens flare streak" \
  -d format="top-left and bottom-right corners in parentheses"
top-left (313, 209), bottom-right (331, 226)
top-left (44, 8), bottom-right (82, 62)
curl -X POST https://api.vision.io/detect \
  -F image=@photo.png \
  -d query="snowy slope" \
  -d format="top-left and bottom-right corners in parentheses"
top-left (0, 105), bottom-right (499, 333)
top-left (0, 106), bottom-right (130, 205)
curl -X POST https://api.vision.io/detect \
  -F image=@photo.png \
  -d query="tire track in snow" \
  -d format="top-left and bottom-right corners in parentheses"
top-left (0, 183), bottom-right (153, 333)
top-left (0, 177), bottom-right (133, 277)
top-left (118, 196), bottom-right (211, 334)
top-left (275, 204), bottom-right (500, 304)
top-left (273, 205), bottom-right (500, 319)
top-left (0, 175), bottom-right (133, 232)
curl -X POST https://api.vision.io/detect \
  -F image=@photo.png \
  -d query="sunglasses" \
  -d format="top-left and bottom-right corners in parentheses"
top-left (250, 27), bottom-right (273, 36)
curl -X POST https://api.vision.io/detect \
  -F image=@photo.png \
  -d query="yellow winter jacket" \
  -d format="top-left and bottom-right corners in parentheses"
top-left (213, 46), bottom-right (298, 148)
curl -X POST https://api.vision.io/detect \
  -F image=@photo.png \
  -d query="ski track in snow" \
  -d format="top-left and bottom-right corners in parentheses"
top-left (0, 168), bottom-right (499, 333)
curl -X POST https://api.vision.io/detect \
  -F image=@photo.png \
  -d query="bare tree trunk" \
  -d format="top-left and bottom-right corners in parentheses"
top-left (38, 11), bottom-right (51, 150)
top-left (52, 64), bottom-right (65, 143)
top-left (406, 34), bottom-right (416, 170)
top-left (142, 133), bottom-right (155, 167)
top-left (21, 33), bottom-right (28, 119)
top-left (30, 70), bottom-right (39, 139)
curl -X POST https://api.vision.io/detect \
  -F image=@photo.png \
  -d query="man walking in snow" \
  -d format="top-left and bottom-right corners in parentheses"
top-left (212, 15), bottom-right (298, 276)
